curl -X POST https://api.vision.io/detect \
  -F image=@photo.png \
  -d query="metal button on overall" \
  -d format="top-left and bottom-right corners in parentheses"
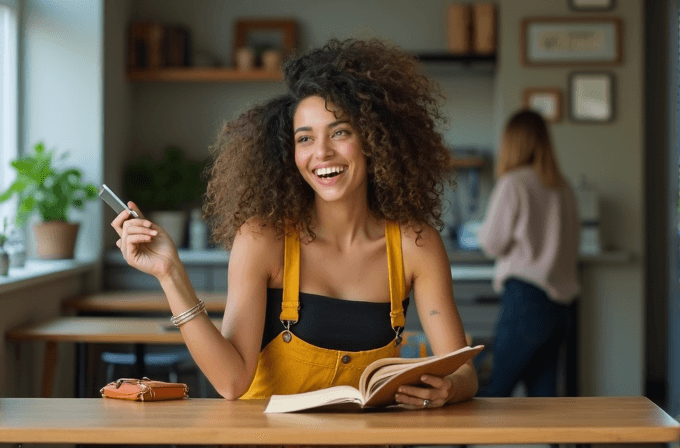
top-left (342, 355), bottom-right (351, 364)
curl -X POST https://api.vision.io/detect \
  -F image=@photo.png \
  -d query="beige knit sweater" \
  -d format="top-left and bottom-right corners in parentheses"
top-left (477, 166), bottom-right (580, 304)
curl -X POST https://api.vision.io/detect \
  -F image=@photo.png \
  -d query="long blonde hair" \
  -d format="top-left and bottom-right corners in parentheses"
top-left (496, 110), bottom-right (565, 189)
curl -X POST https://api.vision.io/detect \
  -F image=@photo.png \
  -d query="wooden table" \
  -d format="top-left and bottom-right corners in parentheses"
top-left (6, 316), bottom-right (221, 398)
top-left (62, 290), bottom-right (226, 314)
top-left (0, 397), bottom-right (677, 445)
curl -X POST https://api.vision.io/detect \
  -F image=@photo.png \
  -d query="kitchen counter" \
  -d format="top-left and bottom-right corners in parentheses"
top-left (104, 248), bottom-right (634, 269)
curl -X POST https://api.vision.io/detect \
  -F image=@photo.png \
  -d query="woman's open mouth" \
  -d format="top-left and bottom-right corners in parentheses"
top-left (312, 166), bottom-right (347, 186)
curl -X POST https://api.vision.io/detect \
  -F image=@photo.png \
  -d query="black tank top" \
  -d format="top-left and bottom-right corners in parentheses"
top-left (261, 288), bottom-right (410, 352)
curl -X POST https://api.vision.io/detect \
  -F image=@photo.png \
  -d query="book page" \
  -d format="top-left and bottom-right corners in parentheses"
top-left (264, 385), bottom-right (364, 413)
top-left (358, 354), bottom-right (441, 396)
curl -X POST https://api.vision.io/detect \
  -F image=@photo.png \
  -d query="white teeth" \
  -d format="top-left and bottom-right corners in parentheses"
top-left (315, 166), bottom-right (345, 177)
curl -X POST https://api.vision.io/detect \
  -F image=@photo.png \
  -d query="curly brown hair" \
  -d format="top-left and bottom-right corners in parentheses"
top-left (204, 38), bottom-right (455, 249)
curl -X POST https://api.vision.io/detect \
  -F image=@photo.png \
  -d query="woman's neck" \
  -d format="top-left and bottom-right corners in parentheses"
top-left (311, 199), bottom-right (381, 250)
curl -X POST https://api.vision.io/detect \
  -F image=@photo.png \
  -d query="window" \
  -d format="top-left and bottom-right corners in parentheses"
top-left (0, 1), bottom-right (18, 222)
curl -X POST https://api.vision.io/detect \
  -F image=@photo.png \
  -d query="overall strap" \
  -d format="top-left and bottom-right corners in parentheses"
top-left (280, 229), bottom-right (300, 324)
top-left (385, 221), bottom-right (406, 334)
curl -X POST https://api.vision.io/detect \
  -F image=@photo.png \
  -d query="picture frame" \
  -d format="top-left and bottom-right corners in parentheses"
top-left (522, 88), bottom-right (563, 123)
top-left (568, 72), bottom-right (615, 123)
top-left (568, 0), bottom-right (616, 12)
top-left (520, 17), bottom-right (623, 66)
top-left (234, 19), bottom-right (297, 68)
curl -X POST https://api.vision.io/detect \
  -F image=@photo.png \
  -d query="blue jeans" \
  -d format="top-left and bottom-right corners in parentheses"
top-left (477, 277), bottom-right (571, 397)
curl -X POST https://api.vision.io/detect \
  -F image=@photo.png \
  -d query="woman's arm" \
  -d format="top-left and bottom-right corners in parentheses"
top-left (115, 205), bottom-right (273, 399)
top-left (396, 224), bottom-right (478, 407)
top-left (478, 176), bottom-right (519, 258)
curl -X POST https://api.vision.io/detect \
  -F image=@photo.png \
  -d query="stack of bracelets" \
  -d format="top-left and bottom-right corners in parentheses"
top-left (171, 300), bottom-right (206, 327)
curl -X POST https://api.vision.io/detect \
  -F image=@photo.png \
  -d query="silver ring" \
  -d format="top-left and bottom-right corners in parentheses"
top-left (422, 399), bottom-right (431, 408)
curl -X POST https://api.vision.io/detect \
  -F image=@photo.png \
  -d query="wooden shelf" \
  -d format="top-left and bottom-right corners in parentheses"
top-left (127, 67), bottom-right (283, 82)
top-left (451, 157), bottom-right (486, 168)
top-left (127, 53), bottom-right (495, 83)
top-left (415, 53), bottom-right (496, 64)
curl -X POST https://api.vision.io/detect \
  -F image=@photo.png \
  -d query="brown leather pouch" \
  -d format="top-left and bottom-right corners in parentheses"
top-left (100, 377), bottom-right (188, 401)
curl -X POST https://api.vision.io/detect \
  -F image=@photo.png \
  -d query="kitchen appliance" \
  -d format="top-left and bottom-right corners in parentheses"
top-left (459, 220), bottom-right (484, 250)
top-left (573, 176), bottom-right (601, 255)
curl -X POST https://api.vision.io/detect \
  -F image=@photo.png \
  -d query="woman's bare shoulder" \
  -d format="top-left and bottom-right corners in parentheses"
top-left (231, 218), bottom-right (284, 277)
top-left (401, 222), bottom-right (444, 251)
top-left (400, 222), bottom-right (448, 274)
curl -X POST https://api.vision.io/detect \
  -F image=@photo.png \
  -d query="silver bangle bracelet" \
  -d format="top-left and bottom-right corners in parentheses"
top-left (171, 300), bottom-right (206, 327)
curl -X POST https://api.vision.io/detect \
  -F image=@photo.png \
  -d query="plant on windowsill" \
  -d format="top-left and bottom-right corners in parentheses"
top-left (0, 142), bottom-right (99, 259)
top-left (124, 146), bottom-right (208, 248)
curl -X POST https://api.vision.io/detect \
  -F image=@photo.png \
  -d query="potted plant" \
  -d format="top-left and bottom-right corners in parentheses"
top-left (124, 146), bottom-right (207, 247)
top-left (0, 142), bottom-right (98, 259)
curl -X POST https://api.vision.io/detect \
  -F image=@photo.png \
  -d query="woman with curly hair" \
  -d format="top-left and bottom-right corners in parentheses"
top-left (110, 38), bottom-right (477, 408)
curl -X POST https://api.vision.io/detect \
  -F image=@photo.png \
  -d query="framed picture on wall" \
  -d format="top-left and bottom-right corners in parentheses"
top-left (234, 19), bottom-right (297, 69)
top-left (520, 17), bottom-right (623, 66)
top-left (523, 88), bottom-right (563, 123)
top-left (569, 72), bottom-right (615, 123)
top-left (569, 0), bottom-right (616, 12)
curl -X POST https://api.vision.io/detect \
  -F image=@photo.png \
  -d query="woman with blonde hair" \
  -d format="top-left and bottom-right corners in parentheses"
top-left (477, 109), bottom-right (579, 397)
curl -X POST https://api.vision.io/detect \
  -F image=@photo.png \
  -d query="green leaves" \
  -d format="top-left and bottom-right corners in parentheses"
top-left (0, 142), bottom-right (99, 228)
top-left (124, 146), bottom-right (208, 212)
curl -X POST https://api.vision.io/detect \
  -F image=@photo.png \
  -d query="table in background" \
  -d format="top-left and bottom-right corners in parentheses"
top-left (0, 397), bottom-right (677, 446)
top-left (62, 290), bottom-right (226, 315)
top-left (5, 316), bottom-right (221, 398)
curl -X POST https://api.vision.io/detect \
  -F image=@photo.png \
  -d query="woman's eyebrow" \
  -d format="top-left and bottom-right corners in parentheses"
top-left (294, 119), bottom-right (350, 135)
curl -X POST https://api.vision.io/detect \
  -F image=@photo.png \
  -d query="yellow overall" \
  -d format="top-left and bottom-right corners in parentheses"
top-left (240, 221), bottom-right (406, 399)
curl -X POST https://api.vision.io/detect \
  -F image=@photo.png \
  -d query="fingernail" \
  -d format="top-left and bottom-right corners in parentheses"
top-left (398, 387), bottom-right (403, 393)
top-left (151, 230), bottom-right (158, 235)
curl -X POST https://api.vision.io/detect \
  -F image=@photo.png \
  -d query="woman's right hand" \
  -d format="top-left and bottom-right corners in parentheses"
top-left (111, 201), bottom-right (180, 280)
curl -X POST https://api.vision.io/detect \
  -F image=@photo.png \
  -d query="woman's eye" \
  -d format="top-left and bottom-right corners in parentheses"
top-left (297, 136), bottom-right (310, 143)
top-left (333, 129), bottom-right (349, 137)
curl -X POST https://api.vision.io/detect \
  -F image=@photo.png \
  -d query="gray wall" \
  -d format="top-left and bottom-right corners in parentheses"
top-left (491, 1), bottom-right (645, 396)
top-left (105, 0), bottom-right (646, 396)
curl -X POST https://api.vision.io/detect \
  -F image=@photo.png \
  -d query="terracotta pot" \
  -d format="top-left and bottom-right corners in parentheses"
top-left (33, 221), bottom-right (80, 259)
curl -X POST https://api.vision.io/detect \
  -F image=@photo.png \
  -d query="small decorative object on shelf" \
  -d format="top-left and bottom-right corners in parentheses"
top-left (261, 48), bottom-right (282, 72)
top-left (189, 208), bottom-right (208, 251)
top-left (472, 3), bottom-right (497, 55)
top-left (128, 20), bottom-right (191, 70)
top-left (447, 3), bottom-right (472, 54)
top-left (446, 2), bottom-right (497, 56)
top-left (0, 217), bottom-right (9, 276)
top-left (5, 227), bottom-right (26, 268)
top-left (235, 47), bottom-right (256, 71)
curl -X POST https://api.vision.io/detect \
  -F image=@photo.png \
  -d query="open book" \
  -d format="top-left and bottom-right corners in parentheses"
top-left (264, 344), bottom-right (484, 413)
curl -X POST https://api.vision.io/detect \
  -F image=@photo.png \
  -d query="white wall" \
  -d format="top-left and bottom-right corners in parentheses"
top-left (21, 0), bottom-right (104, 261)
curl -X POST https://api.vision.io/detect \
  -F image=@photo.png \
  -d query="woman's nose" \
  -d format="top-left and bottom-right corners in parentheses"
top-left (314, 137), bottom-right (334, 159)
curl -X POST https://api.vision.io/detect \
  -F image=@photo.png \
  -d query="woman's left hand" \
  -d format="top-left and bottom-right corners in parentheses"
top-left (394, 374), bottom-right (456, 409)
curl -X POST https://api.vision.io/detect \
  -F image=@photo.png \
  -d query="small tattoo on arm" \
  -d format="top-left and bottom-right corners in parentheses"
top-left (429, 310), bottom-right (440, 316)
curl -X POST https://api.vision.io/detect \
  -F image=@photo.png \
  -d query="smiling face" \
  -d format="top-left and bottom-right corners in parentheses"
top-left (293, 96), bottom-right (368, 204)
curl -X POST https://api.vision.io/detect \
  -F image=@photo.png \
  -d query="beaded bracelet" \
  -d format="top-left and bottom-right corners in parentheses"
top-left (171, 300), bottom-right (206, 327)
